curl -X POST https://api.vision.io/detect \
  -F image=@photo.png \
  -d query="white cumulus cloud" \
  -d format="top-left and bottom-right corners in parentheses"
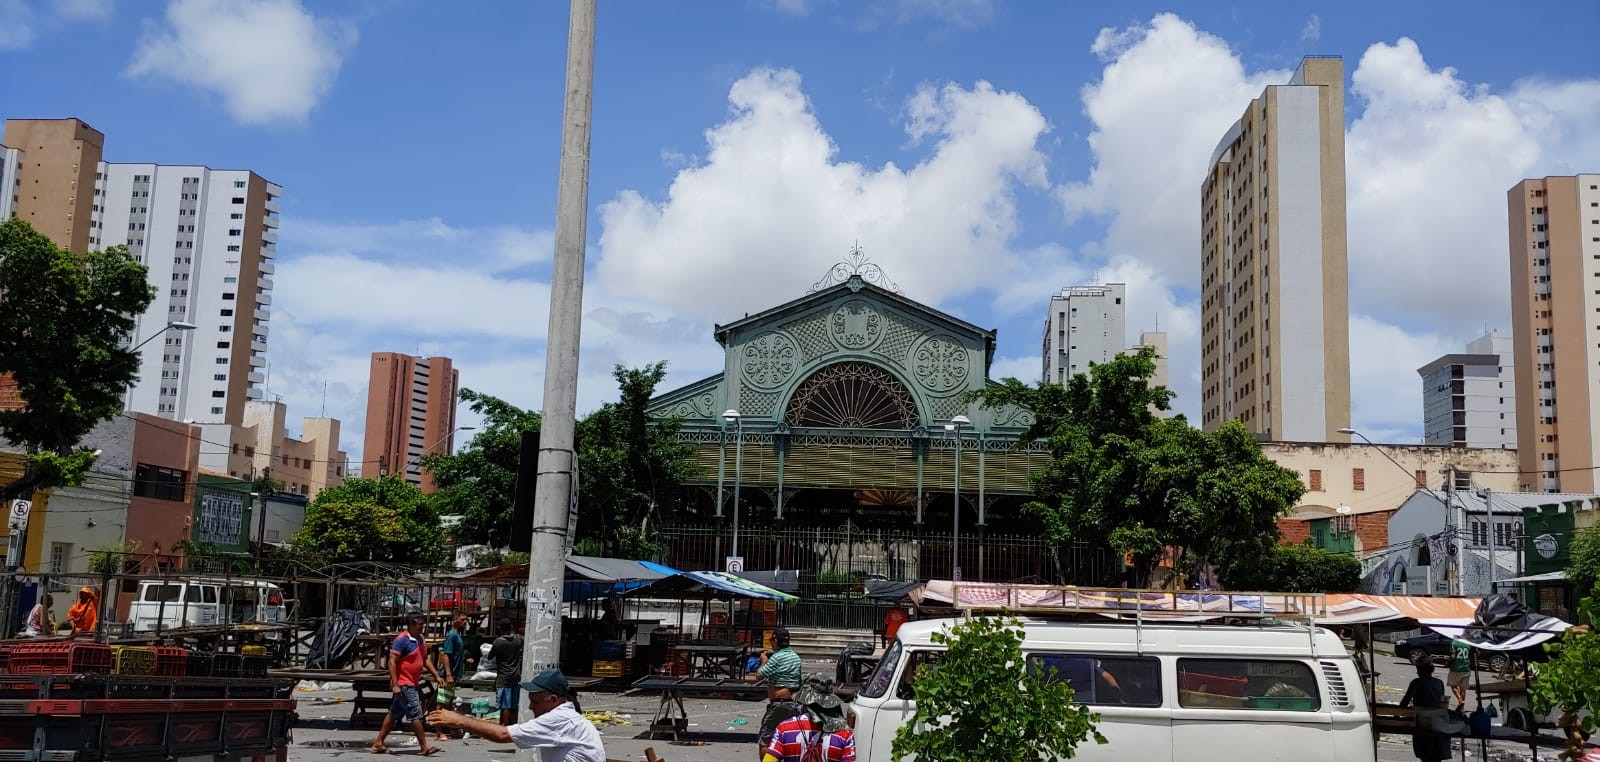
top-left (54, 0), bottom-right (111, 21)
top-left (596, 67), bottom-right (1052, 322)
top-left (0, 0), bottom-right (37, 50)
top-left (126, 0), bottom-right (355, 125)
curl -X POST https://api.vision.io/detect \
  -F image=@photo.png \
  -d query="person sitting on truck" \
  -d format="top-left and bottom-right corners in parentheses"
top-left (67, 587), bottom-right (98, 635)
top-left (23, 594), bottom-right (54, 637)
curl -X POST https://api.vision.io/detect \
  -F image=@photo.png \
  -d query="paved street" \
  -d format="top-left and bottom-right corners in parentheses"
top-left (283, 652), bottom-right (1557, 761)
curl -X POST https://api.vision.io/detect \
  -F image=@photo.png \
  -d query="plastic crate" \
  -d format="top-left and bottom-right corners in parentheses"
top-left (185, 651), bottom-right (215, 677)
top-left (153, 646), bottom-right (188, 677)
top-left (241, 645), bottom-right (268, 657)
top-left (212, 653), bottom-right (241, 679)
top-left (7, 643), bottom-right (112, 675)
top-left (111, 646), bottom-right (156, 676)
top-left (241, 654), bottom-right (268, 678)
top-left (591, 660), bottom-right (623, 678)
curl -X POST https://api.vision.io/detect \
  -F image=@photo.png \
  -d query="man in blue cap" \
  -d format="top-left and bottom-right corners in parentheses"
top-left (427, 668), bottom-right (605, 761)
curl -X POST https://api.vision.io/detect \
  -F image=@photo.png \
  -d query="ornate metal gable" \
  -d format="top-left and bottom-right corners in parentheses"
top-left (648, 248), bottom-right (1034, 437)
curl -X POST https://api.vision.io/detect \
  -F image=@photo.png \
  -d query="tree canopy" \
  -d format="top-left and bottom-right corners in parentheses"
top-left (1530, 582), bottom-right (1600, 758)
top-left (293, 476), bottom-right (446, 567)
top-left (1226, 542), bottom-right (1362, 593)
top-left (971, 348), bottom-right (1305, 587)
top-left (423, 362), bottom-right (698, 557)
top-left (420, 388), bottom-right (541, 549)
top-left (892, 616), bottom-right (1104, 761)
top-left (0, 218), bottom-right (154, 502)
top-left (1567, 524), bottom-right (1600, 598)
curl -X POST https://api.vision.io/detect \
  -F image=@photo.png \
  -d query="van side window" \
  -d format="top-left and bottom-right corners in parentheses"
top-left (895, 650), bottom-right (945, 700)
top-left (1028, 653), bottom-right (1162, 707)
top-left (1177, 658), bottom-right (1320, 711)
top-left (143, 584), bottom-right (183, 602)
top-left (203, 586), bottom-right (218, 603)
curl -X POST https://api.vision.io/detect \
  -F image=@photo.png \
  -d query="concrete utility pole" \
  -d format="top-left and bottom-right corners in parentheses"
top-left (521, 0), bottom-right (595, 737)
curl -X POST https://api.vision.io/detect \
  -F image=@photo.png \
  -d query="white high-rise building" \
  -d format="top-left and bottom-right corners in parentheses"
top-left (1417, 332), bottom-right (1516, 449)
top-left (91, 164), bottom-right (279, 424)
top-left (1042, 284), bottom-right (1126, 384)
top-left (0, 144), bottom-right (20, 221)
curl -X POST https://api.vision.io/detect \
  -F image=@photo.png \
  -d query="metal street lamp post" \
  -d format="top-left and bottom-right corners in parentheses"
top-left (131, 321), bottom-right (197, 351)
top-left (946, 414), bottom-right (970, 581)
top-left (724, 410), bottom-right (743, 564)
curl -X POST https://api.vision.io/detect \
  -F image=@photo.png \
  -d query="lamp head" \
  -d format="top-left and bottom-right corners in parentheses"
top-left (1336, 427), bottom-right (1357, 435)
top-left (951, 414), bottom-right (971, 426)
top-left (169, 321), bottom-right (197, 331)
top-left (722, 409), bottom-right (741, 423)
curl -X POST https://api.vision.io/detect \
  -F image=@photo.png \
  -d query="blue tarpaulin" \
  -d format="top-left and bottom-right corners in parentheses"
top-left (628, 570), bottom-right (800, 602)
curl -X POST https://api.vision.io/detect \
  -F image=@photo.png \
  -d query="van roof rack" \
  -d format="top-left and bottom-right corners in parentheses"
top-left (941, 583), bottom-right (1328, 624)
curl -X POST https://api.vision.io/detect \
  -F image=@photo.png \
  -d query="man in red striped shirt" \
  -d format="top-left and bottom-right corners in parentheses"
top-left (762, 676), bottom-right (856, 762)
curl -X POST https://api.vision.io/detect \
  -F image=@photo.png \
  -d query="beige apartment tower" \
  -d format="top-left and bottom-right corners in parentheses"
top-left (1508, 175), bottom-right (1600, 493)
top-left (1, 118), bottom-right (104, 253)
top-left (1200, 56), bottom-right (1351, 442)
top-left (363, 353), bottom-right (460, 492)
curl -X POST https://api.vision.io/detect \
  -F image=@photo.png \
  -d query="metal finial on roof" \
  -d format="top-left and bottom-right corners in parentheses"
top-left (808, 243), bottom-right (903, 294)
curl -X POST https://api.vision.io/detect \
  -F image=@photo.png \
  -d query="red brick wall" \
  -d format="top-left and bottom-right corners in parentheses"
top-left (1277, 518), bottom-right (1311, 545)
top-left (1277, 511), bottom-right (1393, 553)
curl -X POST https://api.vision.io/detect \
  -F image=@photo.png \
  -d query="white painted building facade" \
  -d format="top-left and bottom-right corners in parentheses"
top-left (0, 144), bottom-right (20, 221)
top-left (1041, 283), bottom-right (1126, 384)
top-left (1418, 332), bottom-right (1516, 449)
top-left (90, 164), bottom-right (278, 424)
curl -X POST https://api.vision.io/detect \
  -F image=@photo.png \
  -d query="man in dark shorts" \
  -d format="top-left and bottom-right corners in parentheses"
top-left (491, 620), bottom-right (525, 726)
top-left (370, 613), bottom-right (441, 755)
top-left (755, 628), bottom-right (805, 751)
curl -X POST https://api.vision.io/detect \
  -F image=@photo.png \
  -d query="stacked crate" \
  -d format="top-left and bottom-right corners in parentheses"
top-left (109, 646), bottom-right (156, 676)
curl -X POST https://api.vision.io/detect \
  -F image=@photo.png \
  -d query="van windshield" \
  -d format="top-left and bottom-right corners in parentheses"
top-left (143, 584), bottom-right (184, 602)
top-left (859, 640), bottom-right (902, 699)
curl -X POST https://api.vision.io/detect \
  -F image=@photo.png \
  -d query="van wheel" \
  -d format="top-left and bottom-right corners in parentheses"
top-left (1506, 707), bottom-right (1534, 732)
top-left (1407, 648), bottom-right (1430, 665)
top-left (1486, 654), bottom-right (1510, 673)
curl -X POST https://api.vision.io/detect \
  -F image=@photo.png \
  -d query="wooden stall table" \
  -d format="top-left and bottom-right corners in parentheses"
top-left (673, 644), bottom-right (746, 679)
top-left (630, 676), bottom-right (773, 741)
top-left (349, 674), bottom-right (437, 728)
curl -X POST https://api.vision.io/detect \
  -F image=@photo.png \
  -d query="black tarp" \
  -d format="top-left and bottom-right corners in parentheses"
top-left (734, 570), bottom-right (800, 594)
top-left (306, 609), bottom-right (372, 669)
top-left (1432, 594), bottom-right (1571, 651)
top-left (863, 580), bottom-right (923, 602)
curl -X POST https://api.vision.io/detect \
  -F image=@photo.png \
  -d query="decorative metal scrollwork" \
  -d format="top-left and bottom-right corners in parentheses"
top-left (784, 362), bottom-right (918, 430)
top-left (809, 244), bottom-right (903, 294)
top-left (829, 301), bottom-right (883, 351)
top-left (741, 332), bottom-right (799, 391)
top-left (911, 335), bottom-right (969, 393)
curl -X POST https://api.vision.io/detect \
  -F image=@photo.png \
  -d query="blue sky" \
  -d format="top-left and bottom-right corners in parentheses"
top-left (3, 0), bottom-right (1598, 463)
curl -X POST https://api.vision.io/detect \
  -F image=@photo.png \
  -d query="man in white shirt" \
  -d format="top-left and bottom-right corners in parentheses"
top-left (427, 668), bottom-right (605, 762)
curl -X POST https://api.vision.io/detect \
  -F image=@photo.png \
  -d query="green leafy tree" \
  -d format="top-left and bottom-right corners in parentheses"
top-left (0, 219), bottom-right (154, 502)
top-left (1567, 525), bottom-right (1600, 601)
top-left (971, 349), bottom-right (1303, 587)
top-left (1225, 542), bottom-right (1361, 593)
top-left (420, 389), bottom-right (540, 548)
top-left (1530, 583), bottom-right (1600, 759)
top-left (892, 616), bottom-right (1104, 761)
top-left (575, 362), bottom-right (698, 558)
top-left (294, 476), bottom-right (446, 567)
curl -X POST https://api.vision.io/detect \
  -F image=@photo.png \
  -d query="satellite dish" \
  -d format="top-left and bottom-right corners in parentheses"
top-left (1336, 505), bottom-right (1352, 514)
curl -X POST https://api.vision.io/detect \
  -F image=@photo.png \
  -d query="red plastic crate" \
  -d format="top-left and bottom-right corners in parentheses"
top-left (7, 642), bottom-right (113, 675)
top-left (153, 646), bottom-right (188, 677)
top-left (0, 643), bottom-right (13, 674)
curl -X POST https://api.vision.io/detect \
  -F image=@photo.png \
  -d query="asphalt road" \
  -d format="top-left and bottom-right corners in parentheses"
top-left (283, 654), bottom-right (1551, 762)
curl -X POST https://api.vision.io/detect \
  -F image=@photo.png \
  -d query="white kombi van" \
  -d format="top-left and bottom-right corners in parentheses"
top-left (849, 617), bottom-right (1373, 762)
top-left (128, 579), bottom-right (288, 631)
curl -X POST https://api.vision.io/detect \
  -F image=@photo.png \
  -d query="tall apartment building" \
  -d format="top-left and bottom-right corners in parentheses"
top-left (364, 353), bottom-right (460, 492)
top-left (1041, 284), bottom-right (1126, 384)
top-left (0, 118), bottom-right (278, 426)
top-left (1, 119), bottom-right (104, 252)
top-left (1509, 175), bottom-right (1600, 493)
top-left (93, 164), bottom-right (279, 423)
top-left (1417, 332), bottom-right (1516, 449)
top-left (1199, 57), bottom-right (1351, 442)
top-left (1132, 331), bottom-right (1169, 391)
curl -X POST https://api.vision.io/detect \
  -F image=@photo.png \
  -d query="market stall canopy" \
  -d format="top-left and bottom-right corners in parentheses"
top-left (628, 570), bottom-right (800, 602)
top-left (1495, 570), bottom-right (1567, 585)
top-left (448, 556), bottom-right (679, 600)
top-left (1320, 594), bottom-right (1483, 626)
top-left (1425, 594), bottom-right (1572, 651)
top-left (864, 580), bottom-right (923, 602)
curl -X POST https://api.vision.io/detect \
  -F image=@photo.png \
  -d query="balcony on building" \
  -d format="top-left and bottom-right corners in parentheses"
top-left (259, 260), bottom-right (274, 275)
top-left (255, 293), bottom-right (271, 307)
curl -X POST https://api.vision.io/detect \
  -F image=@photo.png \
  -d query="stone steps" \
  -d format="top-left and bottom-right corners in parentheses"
top-left (785, 626), bottom-right (877, 661)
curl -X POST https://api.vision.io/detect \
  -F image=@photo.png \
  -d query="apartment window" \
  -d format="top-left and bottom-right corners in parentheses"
top-left (133, 463), bottom-right (187, 501)
top-left (1308, 469), bottom-right (1323, 492)
top-left (217, 341), bottom-right (230, 349)
top-left (1495, 522), bottom-right (1517, 548)
top-left (228, 229), bottom-right (241, 236)
top-left (1414, 470), bottom-right (1426, 489)
top-left (232, 197), bottom-right (244, 204)
top-left (215, 358), bottom-right (227, 365)
top-left (1352, 468), bottom-right (1365, 491)
top-left (214, 374), bottom-right (226, 381)
top-left (49, 543), bottom-right (70, 574)
top-left (222, 293), bottom-right (235, 300)
top-left (211, 390), bottom-right (224, 398)
top-left (233, 180), bottom-right (246, 188)
top-left (223, 276), bottom-right (237, 284)
top-left (220, 309), bottom-right (233, 317)
top-left (230, 213), bottom-right (243, 220)
top-left (211, 406), bottom-right (223, 415)
top-left (227, 245), bottom-right (240, 252)
top-left (218, 325), bottom-right (228, 332)
top-left (1471, 520), bottom-right (1488, 546)
top-left (1333, 515), bottom-right (1354, 535)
